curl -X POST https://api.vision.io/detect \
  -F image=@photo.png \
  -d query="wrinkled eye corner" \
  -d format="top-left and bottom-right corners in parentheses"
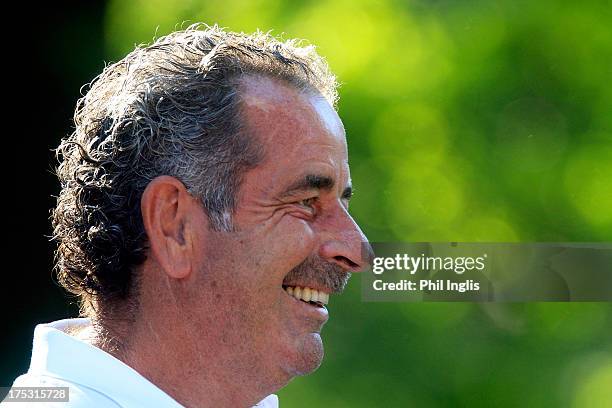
top-left (298, 197), bottom-right (317, 209)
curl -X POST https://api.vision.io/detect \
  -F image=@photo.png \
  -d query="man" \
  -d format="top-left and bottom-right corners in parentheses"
top-left (4, 24), bottom-right (371, 407)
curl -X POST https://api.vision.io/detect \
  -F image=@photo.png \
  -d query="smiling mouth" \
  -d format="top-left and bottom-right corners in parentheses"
top-left (283, 285), bottom-right (329, 308)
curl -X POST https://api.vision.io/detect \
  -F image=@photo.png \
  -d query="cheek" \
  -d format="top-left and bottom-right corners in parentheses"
top-left (227, 214), bottom-right (318, 287)
top-left (269, 217), bottom-right (317, 270)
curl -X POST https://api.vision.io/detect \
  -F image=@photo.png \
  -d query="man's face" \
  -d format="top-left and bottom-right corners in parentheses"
top-left (187, 76), bottom-right (368, 387)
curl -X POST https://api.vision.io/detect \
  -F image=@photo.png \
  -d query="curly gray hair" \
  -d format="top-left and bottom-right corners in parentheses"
top-left (52, 24), bottom-right (338, 317)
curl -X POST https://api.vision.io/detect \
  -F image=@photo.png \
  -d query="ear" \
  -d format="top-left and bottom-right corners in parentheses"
top-left (141, 176), bottom-right (208, 279)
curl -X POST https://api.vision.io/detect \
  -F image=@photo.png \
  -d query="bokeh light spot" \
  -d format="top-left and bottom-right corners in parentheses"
top-left (564, 144), bottom-right (612, 228)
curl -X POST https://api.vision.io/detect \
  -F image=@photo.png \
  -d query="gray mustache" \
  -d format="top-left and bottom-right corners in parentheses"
top-left (284, 255), bottom-right (351, 294)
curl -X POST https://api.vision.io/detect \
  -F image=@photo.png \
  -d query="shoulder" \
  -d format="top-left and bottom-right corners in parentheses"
top-left (2, 373), bottom-right (122, 408)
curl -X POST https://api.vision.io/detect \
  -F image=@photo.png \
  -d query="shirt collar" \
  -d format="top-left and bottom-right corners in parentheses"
top-left (28, 318), bottom-right (279, 408)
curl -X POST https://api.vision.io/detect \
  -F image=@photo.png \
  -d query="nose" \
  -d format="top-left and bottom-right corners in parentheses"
top-left (318, 205), bottom-right (374, 273)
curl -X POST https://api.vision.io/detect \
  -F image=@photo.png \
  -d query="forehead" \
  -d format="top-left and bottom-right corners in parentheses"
top-left (238, 75), bottom-right (345, 144)
top-left (238, 75), bottom-right (349, 189)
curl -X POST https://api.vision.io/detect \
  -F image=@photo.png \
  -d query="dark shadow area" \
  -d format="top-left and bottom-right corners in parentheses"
top-left (1, 0), bottom-right (106, 386)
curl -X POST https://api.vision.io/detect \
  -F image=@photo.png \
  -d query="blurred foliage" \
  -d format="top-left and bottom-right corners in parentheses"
top-left (23, 0), bottom-right (612, 406)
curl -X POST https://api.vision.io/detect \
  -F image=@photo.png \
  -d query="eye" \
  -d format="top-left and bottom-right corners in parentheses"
top-left (298, 197), bottom-right (317, 209)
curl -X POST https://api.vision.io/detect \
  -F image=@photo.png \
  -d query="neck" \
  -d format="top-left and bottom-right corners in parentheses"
top-left (88, 278), bottom-right (280, 408)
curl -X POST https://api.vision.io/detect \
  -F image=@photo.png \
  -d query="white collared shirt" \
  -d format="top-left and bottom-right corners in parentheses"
top-left (3, 319), bottom-right (278, 408)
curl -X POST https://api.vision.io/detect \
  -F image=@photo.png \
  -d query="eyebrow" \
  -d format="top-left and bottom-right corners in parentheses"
top-left (279, 174), bottom-right (353, 200)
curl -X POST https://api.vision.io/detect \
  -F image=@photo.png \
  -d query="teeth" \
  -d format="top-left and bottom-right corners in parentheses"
top-left (284, 286), bottom-right (329, 305)
top-left (302, 287), bottom-right (311, 302)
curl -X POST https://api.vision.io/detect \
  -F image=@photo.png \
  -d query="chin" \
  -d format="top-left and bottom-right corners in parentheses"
top-left (290, 332), bottom-right (325, 376)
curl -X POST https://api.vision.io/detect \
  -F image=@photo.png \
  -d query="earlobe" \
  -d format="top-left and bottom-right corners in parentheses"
top-left (141, 176), bottom-right (200, 280)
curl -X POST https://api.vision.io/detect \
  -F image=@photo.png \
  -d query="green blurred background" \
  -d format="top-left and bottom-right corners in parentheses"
top-left (3, 0), bottom-right (611, 406)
